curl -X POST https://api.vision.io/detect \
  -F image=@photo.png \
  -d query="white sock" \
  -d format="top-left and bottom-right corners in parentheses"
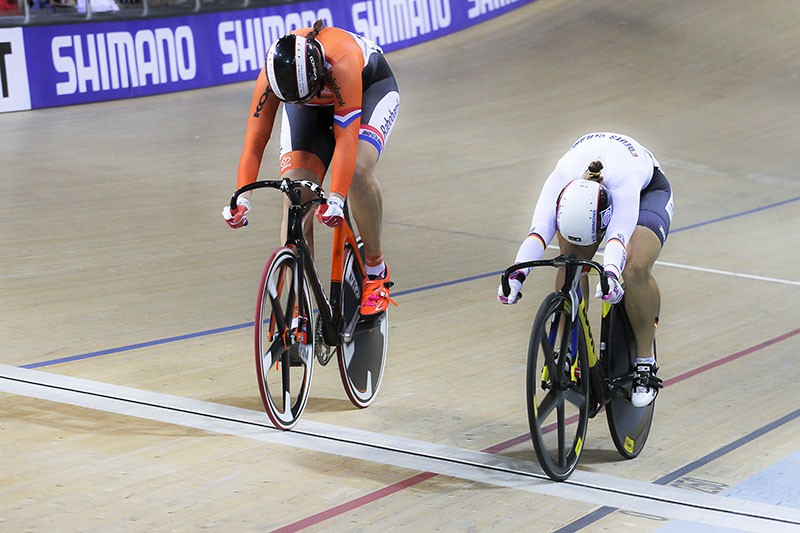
top-left (366, 262), bottom-right (386, 279)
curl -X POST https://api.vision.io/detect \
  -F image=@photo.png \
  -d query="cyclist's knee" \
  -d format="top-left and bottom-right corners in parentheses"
top-left (624, 228), bottom-right (660, 283)
top-left (350, 165), bottom-right (379, 197)
top-left (622, 251), bottom-right (660, 293)
top-left (622, 258), bottom-right (651, 285)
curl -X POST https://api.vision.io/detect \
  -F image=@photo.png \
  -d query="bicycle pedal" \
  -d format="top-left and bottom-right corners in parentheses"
top-left (288, 344), bottom-right (310, 367)
top-left (289, 352), bottom-right (304, 367)
top-left (315, 345), bottom-right (334, 366)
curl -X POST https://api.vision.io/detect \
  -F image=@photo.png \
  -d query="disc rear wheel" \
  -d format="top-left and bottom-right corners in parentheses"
top-left (603, 301), bottom-right (656, 458)
top-left (337, 243), bottom-right (388, 408)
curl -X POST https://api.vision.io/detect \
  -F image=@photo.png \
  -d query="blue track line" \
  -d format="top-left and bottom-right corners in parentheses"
top-left (20, 323), bottom-right (252, 369)
top-left (554, 407), bottom-right (800, 532)
top-left (21, 273), bottom-right (503, 369)
top-left (670, 195), bottom-right (800, 233)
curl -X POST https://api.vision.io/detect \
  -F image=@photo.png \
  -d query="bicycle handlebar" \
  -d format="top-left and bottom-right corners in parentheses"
top-left (229, 178), bottom-right (328, 211)
top-left (501, 254), bottom-right (609, 297)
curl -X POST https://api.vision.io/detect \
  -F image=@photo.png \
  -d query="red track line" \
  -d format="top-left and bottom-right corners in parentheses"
top-left (273, 472), bottom-right (438, 533)
top-left (273, 327), bottom-right (800, 531)
top-left (662, 327), bottom-right (800, 386)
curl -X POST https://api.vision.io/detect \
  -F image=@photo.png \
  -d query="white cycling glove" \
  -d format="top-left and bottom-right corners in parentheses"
top-left (316, 196), bottom-right (344, 227)
top-left (595, 271), bottom-right (624, 304)
top-left (222, 197), bottom-right (250, 229)
top-left (498, 271), bottom-right (525, 305)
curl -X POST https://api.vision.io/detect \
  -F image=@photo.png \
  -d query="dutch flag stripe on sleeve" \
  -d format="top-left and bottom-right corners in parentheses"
top-left (334, 108), bottom-right (362, 129)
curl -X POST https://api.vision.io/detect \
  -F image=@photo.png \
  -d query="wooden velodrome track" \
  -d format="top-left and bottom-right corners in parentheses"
top-left (3, 0), bottom-right (800, 531)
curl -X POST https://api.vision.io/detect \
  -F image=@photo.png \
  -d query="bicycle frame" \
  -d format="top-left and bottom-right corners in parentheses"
top-left (575, 291), bottom-right (599, 369)
top-left (503, 254), bottom-right (657, 478)
top-left (503, 255), bottom-right (614, 405)
top-left (326, 208), bottom-right (367, 344)
top-left (231, 178), bottom-right (367, 348)
top-left (231, 177), bottom-right (390, 429)
top-left (504, 255), bottom-right (607, 359)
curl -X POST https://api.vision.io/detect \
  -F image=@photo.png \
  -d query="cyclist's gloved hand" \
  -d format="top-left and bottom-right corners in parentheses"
top-left (498, 271), bottom-right (526, 305)
top-left (222, 197), bottom-right (250, 229)
top-left (595, 271), bottom-right (624, 304)
top-left (316, 195), bottom-right (344, 227)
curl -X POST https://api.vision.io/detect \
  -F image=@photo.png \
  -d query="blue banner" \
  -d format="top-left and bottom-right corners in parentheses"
top-left (1, 0), bottom-right (535, 112)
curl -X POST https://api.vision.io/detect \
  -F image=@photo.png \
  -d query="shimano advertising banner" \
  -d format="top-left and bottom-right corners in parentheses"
top-left (1, 0), bottom-right (535, 112)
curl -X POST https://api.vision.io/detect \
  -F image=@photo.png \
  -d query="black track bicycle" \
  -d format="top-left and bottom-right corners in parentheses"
top-left (501, 254), bottom-right (660, 481)
top-left (229, 178), bottom-right (389, 431)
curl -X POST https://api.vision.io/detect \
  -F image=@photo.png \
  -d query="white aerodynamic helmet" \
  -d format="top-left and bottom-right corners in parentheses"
top-left (556, 179), bottom-right (613, 246)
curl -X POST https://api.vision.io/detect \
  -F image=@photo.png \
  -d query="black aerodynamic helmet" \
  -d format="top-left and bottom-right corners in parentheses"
top-left (265, 33), bottom-right (325, 104)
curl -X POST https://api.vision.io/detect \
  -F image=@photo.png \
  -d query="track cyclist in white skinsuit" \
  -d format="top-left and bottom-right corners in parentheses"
top-left (498, 132), bottom-right (674, 407)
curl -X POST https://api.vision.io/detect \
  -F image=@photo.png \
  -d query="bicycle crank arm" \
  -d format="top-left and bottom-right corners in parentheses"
top-left (605, 373), bottom-right (636, 396)
top-left (341, 309), bottom-right (360, 342)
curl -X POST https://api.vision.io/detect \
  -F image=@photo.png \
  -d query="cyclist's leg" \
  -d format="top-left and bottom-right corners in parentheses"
top-left (624, 169), bottom-right (672, 406)
top-left (348, 141), bottom-right (383, 263)
top-left (622, 226), bottom-right (662, 358)
top-left (352, 55), bottom-right (399, 278)
top-left (279, 105), bottom-right (335, 255)
top-left (622, 225), bottom-right (665, 407)
top-left (625, 168), bottom-right (673, 358)
top-left (351, 143), bottom-right (397, 315)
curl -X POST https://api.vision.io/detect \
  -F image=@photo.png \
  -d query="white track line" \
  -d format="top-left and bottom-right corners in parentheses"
top-left (655, 260), bottom-right (800, 286)
top-left (2, 365), bottom-right (798, 532)
top-left (553, 246), bottom-right (800, 287)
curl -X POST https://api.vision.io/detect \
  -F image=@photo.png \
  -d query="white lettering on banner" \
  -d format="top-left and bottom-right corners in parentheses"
top-left (52, 26), bottom-right (196, 95)
top-left (352, 0), bottom-right (451, 46)
top-left (467, 0), bottom-right (524, 19)
top-left (0, 28), bottom-right (31, 112)
top-left (219, 9), bottom-right (333, 76)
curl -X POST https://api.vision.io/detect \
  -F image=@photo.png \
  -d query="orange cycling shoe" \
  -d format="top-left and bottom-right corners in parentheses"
top-left (360, 268), bottom-right (397, 316)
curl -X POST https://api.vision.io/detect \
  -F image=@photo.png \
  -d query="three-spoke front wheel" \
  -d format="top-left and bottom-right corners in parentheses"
top-left (526, 292), bottom-right (590, 481)
top-left (255, 246), bottom-right (314, 431)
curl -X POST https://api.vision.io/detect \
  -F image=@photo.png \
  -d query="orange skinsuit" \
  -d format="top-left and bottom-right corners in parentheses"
top-left (236, 25), bottom-right (368, 198)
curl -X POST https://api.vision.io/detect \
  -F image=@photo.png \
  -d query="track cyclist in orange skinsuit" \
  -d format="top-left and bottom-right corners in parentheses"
top-left (222, 20), bottom-right (400, 315)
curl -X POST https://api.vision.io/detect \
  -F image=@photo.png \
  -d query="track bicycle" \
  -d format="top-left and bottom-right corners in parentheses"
top-left (229, 178), bottom-right (389, 431)
top-left (501, 254), bottom-right (659, 481)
